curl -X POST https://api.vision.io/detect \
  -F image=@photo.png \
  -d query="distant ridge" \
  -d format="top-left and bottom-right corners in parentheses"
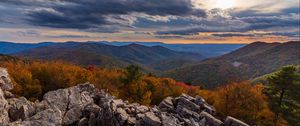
top-left (14, 42), bottom-right (204, 71)
top-left (0, 41), bottom-right (54, 54)
top-left (164, 41), bottom-right (300, 89)
top-left (0, 41), bottom-right (245, 58)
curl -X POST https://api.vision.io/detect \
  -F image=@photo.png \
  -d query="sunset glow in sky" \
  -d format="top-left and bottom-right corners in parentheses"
top-left (0, 0), bottom-right (299, 43)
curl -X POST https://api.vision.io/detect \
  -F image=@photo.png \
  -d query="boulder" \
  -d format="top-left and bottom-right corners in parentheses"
top-left (116, 108), bottom-right (130, 125)
top-left (7, 97), bottom-right (36, 121)
top-left (195, 96), bottom-right (216, 115)
top-left (9, 107), bottom-right (63, 126)
top-left (160, 113), bottom-right (181, 126)
top-left (43, 83), bottom-right (95, 125)
top-left (0, 89), bottom-right (10, 125)
top-left (30, 107), bottom-right (62, 125)
top-left (141, 112), bottom-right (162, 126)
top-left (0, 68), bottom-right (13, 91)
top-left (3, 91), bottom-right (15, 99)
top-left (176, 105), bottom-right (200, 119)
top-left (78, 117), bottom-right (89, 126)
top-left (199, 111), bottom-right (223, 126)
top-left (135, 105), bottom-right (149, 114)
top-left (158, 97), bottom-right (174, 112)
top-left (175, 95), bottom-right (201, 113)
top-left (225, 116), bottom-right (250, 126)
top-left (83, 103), bottom-right (101, 117)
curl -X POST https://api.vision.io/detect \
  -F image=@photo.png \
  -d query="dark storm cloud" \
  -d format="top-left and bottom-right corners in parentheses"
top-left (26, 8), bottom-right (108, 29)
top-left (239, 14), bottom-right (300, 30)
top-left (59, 0), bottom-right (206, 16)
top-left (0, 0), bottom-right (206, 30)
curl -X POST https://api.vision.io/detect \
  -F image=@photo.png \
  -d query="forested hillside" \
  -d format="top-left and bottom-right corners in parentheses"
top-left (0, 55), bottom-right (291, 125)
top-left (165, 41), bottom-right (300, 89)
top-left (14, 42), bottom-right (203, 72)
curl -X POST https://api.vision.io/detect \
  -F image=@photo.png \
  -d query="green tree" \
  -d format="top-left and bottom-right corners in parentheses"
top-left (122, 65), bottom-right (143, 85)
top-left (266, 65), bottom-right (300, 126)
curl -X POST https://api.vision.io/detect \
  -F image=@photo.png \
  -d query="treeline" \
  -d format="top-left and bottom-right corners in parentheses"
top-left (1, 61), bottom-right (200, 105)
top-left (1, 59), bottom-right (299, 126)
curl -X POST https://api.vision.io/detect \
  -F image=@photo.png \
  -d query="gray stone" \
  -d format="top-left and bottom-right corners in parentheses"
top-left (128, 117), bottom-right (137, 125)
top-left (225, 116), bottom-right (249, 126)
top-left (78, 117), bottom-right (89, 126)
top-left (0, 89), bottom-right (9, 125)
top-left (195, 96), bottom-right (216, 115)
top-left (83, 103), bottom-right (101, 117)
top-left (88, 113), bottom-right (97, 126)
top-left (7, 97), bottom-right (36, 121)
top-left (62, 105), bottom-right (82, 125)
top-left (175, 96), bottom-right (200, 113)
top-left (160, 113), bottom-right (181, 126)
top-left (135, 105), bottom-right (149, 114)
top-left (180, 94), bottom-right (195, 101)
top-left (0, 68), bottom-right (13, 91)
top-left (10, 107), bottom-right (63, 126)
top-left (176, 105), bottom-right (200, 119)
top-left (116, 108), bottom-right (129, 125)
top-left (142, 112), bottom-right (161, 126)
top-left (43, 83), bottom-right (94, 125)
top-left (3, 91), bottom-right (15, 99)
top-left (158, 97), bottom-right (174, 112)
top-left (199, 111), bottom-right (223, 126)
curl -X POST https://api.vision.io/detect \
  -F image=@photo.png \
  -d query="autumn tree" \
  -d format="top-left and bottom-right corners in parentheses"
top-left (213, 82), bottom-right (282, 126)
top-left (2, 61), bottom-right (42, 100)
top-left (266, 65), bottom-right (300, 126)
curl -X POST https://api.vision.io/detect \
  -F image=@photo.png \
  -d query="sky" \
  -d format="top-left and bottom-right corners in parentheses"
top-left (0, 0), bottom-right (299, 44)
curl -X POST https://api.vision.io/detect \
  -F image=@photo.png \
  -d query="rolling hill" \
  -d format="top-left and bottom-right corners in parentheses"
top-left (14, 42), bottom-right (204, 71)
top-left (98, 41), bottom-right (245, 58)
top-left (0, 41), bottom-right (53, 54)
top-left (0, 41), bottom-right (245, 58)
top-left (164, 41), bottom-right (300, 89)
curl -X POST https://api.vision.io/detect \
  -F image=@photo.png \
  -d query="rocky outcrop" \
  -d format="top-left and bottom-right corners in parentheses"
top-left (0, 68), bottom-right (13, 91)
top-left (0, 68), bottom-right (12, 125)
top-left (0, 68), bottom-right (249, 126)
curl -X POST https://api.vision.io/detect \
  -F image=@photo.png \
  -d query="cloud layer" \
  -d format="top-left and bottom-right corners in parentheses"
top-left (0, 0), bottom-right (299, 43)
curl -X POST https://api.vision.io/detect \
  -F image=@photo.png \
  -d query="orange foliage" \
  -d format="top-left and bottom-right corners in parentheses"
top-left (208, 82), bottom-right (286, 126)
top-left (0, 60), bottom-right (284, 126)
top-left (0, 60), bottom-right (196, 105)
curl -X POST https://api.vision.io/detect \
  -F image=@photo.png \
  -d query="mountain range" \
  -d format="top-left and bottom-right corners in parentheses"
top-left (1, 41), bottom-right (299, 89)
top-left (97, 41), bottom-right (245, 57)
top-left (0, 41), bottom-right (53, 54)
top-left (13, 42), bottom-right (203, 71)
top-left (164, 41), bottom-right (300, 88)
top-left (0, 41), bottom-right (245, 58)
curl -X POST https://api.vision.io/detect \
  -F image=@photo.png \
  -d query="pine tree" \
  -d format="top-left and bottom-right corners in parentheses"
top-left (122, 65), bottom-right (143, 85)
top-left (266, 65), bottom-right (300, 126)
